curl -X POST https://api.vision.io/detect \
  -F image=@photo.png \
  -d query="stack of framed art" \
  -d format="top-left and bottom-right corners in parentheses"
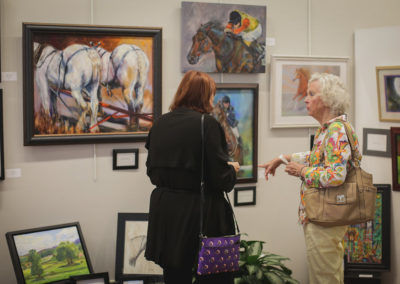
top-left (6, 222), bottom-right (93, 284)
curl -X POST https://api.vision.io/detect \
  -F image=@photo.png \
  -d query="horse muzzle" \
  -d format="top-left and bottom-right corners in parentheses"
top-left (187, 54), bottom-right (200, 65)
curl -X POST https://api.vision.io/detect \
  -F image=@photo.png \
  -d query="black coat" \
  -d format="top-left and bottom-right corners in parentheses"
top-left (145, 107), bottom-right (236, 269)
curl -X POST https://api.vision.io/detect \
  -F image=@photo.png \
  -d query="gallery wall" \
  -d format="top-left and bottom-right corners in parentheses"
top-left (354, 26), bottom-right (400, 284)
top-left (0, 0), bottom-right (399, 283)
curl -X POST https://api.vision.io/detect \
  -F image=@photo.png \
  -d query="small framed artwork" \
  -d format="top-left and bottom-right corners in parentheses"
top-left (362, 128), bottom-right (391, 157)
top-left (115, 213), bottom-right (163, 282)
top-left (234, 186), bottom-right (256, 206)
top-left (119, 275), bottom-right (164, 284)
top-left (23, 23), bottom-right (162, 145)
top-left (343, 184), bottom-right (391, 271)
top-left (376, 66), bottom-right (400, 122)
top-left (390, 127), bottom-right (400, 191)
top-left (6, 222), bottom-right (93, 284)
top-left (70, 272), bottom-right (110, 284)
top-left (181, 2), bottom-right (266, 73)
top-left (270, 55), bottom-right (348, 128)
top-left (214, 83), bottom-right (258, 183)
top-left (113, 149), bottom-right (139, 170)
top-left (0, 89), bottom-right (4, 180)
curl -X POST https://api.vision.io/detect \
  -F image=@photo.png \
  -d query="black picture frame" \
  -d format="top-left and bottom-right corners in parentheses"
top-left (23, 23), bottom-right (162, 145)
top-left (113, 149), bottom-right (139, 170)
top-left (390, 127), bottom-right (400, 191)
top-left (343, 184), bottom-right (391, 272)
top-left (118, 274), bottom-right (164, 284)
top-left (115, 213), bottom-right (163, 283)
top-left (0, 89), bottom-right (4, 180)
top-left (214, 83), bottom-right (258, 183)
top-left (6, 222), bottom-right (93, 284)
top-left (234, 186), bottom-right (256, 206)
top-left (70, 272), bottom-right (110, 284)
top-left (362, 128), bottom-right (391, 157)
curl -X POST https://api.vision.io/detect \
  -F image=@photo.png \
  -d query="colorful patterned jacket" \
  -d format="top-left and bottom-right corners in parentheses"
top-left (291, 115), bottom-right (362, 224)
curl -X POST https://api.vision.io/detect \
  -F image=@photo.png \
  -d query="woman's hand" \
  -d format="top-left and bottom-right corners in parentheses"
top-left (258, 157), bottom-right (284, 181)
top-left (228, 161), bottom-right (240, 173)
top-left (284, 162), bottom-right (304, 178)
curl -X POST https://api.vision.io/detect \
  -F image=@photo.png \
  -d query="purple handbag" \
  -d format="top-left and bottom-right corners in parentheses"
top-left (196, 114), bottom-right (240, 275)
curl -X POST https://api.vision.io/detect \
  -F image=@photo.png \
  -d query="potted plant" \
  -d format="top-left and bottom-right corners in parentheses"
top-left (234, 238), bottom-right (299, 284)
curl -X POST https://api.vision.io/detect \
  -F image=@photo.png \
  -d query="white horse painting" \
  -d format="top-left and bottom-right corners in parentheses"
top-left (96, 43), bottom-right (149, 129)
top-left (34, 42), bottom-right (101, 132)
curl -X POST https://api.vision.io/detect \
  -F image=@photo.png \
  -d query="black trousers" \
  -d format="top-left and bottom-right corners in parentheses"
top-left (163, 267), bottom-right (234, 284)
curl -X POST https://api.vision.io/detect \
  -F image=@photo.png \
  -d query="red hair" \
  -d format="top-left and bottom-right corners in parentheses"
top-left (169, 71), bottom-right (216, 113)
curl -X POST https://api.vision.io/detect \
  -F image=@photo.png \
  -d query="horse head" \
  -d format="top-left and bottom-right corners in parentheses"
top-left (186, 21), bottom-right (224, 65)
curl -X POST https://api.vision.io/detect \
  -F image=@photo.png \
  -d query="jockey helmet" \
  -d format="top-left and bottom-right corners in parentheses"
top-left (229, 11), bottom-right (242, 26)
top-left (222, 95), bottom-right (231, 103)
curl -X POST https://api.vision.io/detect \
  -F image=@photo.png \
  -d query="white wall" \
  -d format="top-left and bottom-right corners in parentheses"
top-left (355, 26), bottom-right (400, 284)
top-left (0, 0), bottom-right (399, 283)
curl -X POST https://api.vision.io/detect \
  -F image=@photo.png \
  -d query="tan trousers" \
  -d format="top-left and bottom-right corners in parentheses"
top-left (303, 223), bottom-right (348, 284)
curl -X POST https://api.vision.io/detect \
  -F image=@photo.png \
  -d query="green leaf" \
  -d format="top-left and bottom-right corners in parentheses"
top-left (265, 271), bottom-right (285, 284)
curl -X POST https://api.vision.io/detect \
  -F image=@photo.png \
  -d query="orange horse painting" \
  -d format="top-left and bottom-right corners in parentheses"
top-left (292, 68), bottom-right (310, 101)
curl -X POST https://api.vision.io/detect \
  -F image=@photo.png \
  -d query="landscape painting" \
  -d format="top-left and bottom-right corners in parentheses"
top-left (6, 223), bottom-right (92, 284)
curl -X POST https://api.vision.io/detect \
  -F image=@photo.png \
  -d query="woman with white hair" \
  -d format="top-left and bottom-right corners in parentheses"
top-left (259, 73), bottom-right (361, 284)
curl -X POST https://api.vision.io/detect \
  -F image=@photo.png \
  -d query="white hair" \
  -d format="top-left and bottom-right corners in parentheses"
top-left (308, 73), bottom-right (350, 116)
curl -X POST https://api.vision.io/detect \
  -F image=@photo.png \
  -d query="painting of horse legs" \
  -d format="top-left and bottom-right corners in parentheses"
top-left (23, 23), bottom-right (162, 145)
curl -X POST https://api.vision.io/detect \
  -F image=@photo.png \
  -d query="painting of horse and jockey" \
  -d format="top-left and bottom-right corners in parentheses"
top-left (213, 84), bottom-right (258, 183)
top-left (23, 24), bottom-right (161, 145)
top-left (181, 2), bottom-right (266, 73)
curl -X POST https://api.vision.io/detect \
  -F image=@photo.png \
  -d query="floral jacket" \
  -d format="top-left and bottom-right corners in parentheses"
top-left (291, 115), bottom-right (362, 224)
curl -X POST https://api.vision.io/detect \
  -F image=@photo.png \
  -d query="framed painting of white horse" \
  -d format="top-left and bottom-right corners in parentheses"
top-left (23, 23), bottom-right (162, 145)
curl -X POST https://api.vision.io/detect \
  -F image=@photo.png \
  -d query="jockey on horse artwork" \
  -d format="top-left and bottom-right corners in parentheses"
top-left (224, 10), bottom-right (265, 64)
top-left (187, 21), bottom-right (265, 73)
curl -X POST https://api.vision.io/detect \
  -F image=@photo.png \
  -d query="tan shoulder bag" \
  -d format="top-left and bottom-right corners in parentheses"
top-left (303, 121), bottom-right (377, 227)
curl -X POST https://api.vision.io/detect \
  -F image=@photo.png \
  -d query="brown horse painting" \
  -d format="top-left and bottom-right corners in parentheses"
top-left (292, 68), bottom-right (310, 101)
top-left (187, 21), bottom-right (264, 73)
top-left (212, 101), bottom-right (243, 164)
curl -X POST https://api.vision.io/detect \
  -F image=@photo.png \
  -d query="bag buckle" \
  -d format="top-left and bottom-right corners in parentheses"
top-left (336, 194), bottom-right (346, 203)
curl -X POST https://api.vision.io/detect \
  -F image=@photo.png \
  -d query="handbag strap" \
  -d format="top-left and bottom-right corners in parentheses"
top-left (199, 114), bottom-right (240, 237)
top-left (319, 119), bottom-right (364, 186)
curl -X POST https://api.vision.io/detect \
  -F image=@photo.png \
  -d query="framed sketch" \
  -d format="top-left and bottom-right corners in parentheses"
top-left (343, 184), bottom-right (391, 271)
top-left (213, 83), bottom-right (258, 183)
top-left (376, 66), bottom-right (400, 122)
top-left (234, 186), bottom-right (256, 206)
top-left (70, 272), bottom-right (109, 284)
top-left (362, 128), bottom-right (391, 157)
top-left (0, 89), bottom-right (4, 180)
top-left (113, 149), bottom-right (139, 170)
top-left (390, 127), bottom-right (400, 191)
top-left (115, 213), bottom-right (163, 282)
top-left (181, 2), bottom-right (266, 73)
top-left (270, 55), bottom-right (348, 128)
top-left (23, 23), bottom-right (162, 145)
top-left (6, 222), bottom-right (93, 284)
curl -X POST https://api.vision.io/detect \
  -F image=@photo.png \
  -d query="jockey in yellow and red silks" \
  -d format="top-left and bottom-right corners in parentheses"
top-left (224, 10), bottom-right (262, 47)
